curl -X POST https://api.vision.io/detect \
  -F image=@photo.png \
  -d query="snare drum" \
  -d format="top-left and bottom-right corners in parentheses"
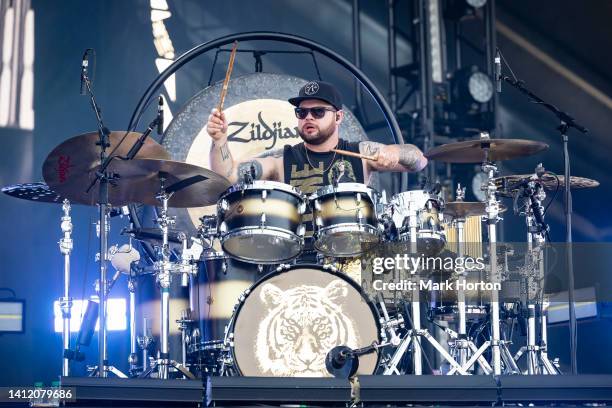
top-left (390, 190), bottom-right (446, 255)
top-left (310, 183), bottom-right (381, 257)
top-left (226, 264), bottom-right (381, 377)
top-left (217, 181), bottom-right (307, 264)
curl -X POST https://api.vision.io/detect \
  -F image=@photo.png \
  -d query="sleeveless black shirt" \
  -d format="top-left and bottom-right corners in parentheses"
top-left (283, 138), bottom-right (364, 244)
top-left (282, 138), bottom-right (364, 193)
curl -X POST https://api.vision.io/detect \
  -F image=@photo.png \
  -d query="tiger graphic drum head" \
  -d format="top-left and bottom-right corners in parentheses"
top-left (229, 264), bottom-right (380, 377)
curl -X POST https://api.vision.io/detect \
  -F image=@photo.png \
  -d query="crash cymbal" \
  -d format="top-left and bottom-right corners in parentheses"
top-left (425, 139), bottom-right (549, 163)
top-left (97, 158), bottom-right (231, 208)
top-left (493, 174), bottom-right (599, 197)
top-left (43, 131), bottom-right (171, 205)
top-left (443, 201), bottom-right (507, 219)
top-left (2, 182), bottom-right (65, 204)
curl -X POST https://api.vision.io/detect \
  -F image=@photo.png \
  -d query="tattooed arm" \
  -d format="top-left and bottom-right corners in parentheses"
top-left (359, 141), bottom-right (428, 179)
top-left (207, 108), bottom-right (282, 183)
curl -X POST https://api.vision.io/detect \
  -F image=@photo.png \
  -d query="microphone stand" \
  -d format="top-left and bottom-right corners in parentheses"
top-left (500, 75), bottom-right (587, 374)
top-left (81, 71), bottom-right (125, 378)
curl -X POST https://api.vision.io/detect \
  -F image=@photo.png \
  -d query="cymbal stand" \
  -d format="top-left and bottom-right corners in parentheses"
top-left (58, 200), bottom-right (73, 376)
top-left (449, 134), bottom-right (518, 375)
top-left (446, 185), bottom-right (493, 374)
top-left (137, 318), bottom-right (154, 372)
top-left (127, 270), bottom-right (139, 376)
top-left (513, 180), bottom-right (560, 374)
top-left (139, 176), bottom-right (196, 380)
top-left (478, 135), bottom-right (519, 375)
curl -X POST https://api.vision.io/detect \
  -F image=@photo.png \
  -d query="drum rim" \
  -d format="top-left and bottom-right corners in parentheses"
top-left (314, 224), bottom-right (381, 257)
top-left (309, 182), bottom-right (379, 201)
top-left (391, 189), bottom-right (445, 207)
top-left (226, 263), bottom-right (383, 376)
top-left (221, 180), bottom-right (306, 200)
top-left (220, 227), bottom-right (304, 264)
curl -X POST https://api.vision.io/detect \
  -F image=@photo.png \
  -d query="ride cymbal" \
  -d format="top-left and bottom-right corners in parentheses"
top-left (425, 139), bottom-right (548, 163)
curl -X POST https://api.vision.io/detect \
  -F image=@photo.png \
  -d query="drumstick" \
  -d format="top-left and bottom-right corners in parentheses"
top-left (217, 41), bottom-right (238, 112)
top-left (331, 148), bottom-right (378, 162)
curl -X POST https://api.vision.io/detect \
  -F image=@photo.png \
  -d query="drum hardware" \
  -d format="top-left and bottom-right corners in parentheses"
top-left (137, 317), bottom-right (154, 372)
top-left (139, 176), bottom-right (197, 380)
top-left (127, 274), bottom-right (139, 376)
top-left (442, 184), bottom-right (491, 371)
top-left (176, 310), bottom-right (195, 368)
top-left (509, 174), bottom-right (560, 375)
top-left (325, 342), bottom-right (381, 378)
top-left (58, 199), bottom-right (74, 377)
top-left (379, 299), bottom-right (469, 376)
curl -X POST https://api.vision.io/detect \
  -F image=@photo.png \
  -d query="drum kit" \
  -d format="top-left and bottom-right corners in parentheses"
top-left (2, 127), bottom-right (600, 379)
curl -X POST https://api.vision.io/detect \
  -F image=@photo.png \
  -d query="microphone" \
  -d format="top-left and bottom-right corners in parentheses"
top-left (157, 96), bottom-right (164, 135)
top-left (80, 50), bottom-right (89, 95)
top-left (495, 50), bottom-right (502, 93)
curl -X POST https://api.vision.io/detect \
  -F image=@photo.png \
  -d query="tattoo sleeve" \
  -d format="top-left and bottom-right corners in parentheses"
top-left (359, 141), bottom-right (383, 157)
top-left (237, 160), bottom-right (263, 181)
top-left (398, 145), bottom-right (421, 170)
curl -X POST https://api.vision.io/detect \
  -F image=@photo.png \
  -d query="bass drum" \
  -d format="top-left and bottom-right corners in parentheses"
top-left (190, 251), bottom-right (270, 344)
top-left (227, 264), bottom-right (381, 377)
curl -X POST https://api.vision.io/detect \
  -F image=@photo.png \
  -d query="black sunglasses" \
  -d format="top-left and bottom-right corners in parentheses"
top-left (294, 107), bottom-right (337, 119)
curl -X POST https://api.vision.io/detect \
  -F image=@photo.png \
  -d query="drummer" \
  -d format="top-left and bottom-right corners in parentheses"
top-left (207, 80), bottom-right (427, 191)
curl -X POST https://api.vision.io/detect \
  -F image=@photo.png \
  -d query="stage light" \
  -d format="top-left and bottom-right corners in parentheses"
top-left (445, 0), bottom-right (487, 21)
top-left (0, 299), bottom-right (25, 333)
top-left (427, 0), bottom-right (444, 83)
top-left (451, 66), bottom-right (493, 109)
top-left (466, 0), bottom-right (487, 8)
top-left (53, 298), bottom-right (127, 333)
top-left (468, 71), bottom-right (494, 103)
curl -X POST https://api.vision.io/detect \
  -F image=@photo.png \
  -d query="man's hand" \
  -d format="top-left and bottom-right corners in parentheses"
top-left (207, 108), bottom-right (228, 141)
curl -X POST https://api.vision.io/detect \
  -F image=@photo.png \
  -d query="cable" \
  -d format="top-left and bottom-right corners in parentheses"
top-left (497, 47), bottom-right (518, 82)
top-left (543, 171), bottom-right (561, 216)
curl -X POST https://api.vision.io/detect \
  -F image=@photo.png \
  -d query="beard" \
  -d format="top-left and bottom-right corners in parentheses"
top-left (297, 122), bottom-right (336, 145)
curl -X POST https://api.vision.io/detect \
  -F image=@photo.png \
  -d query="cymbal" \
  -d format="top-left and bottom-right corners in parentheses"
top-left (493, 174), bottom-right (599, 196)
top-left (2, 182), bottom-right (65, 204)
top-left (43, 131), bottom-right (171, 205)
top-left (443, 201), bottom-right (507, 219)
top-left (425, 139), bottom-right (549, 163)
top-left (98, 158), bottom-right (231, 208)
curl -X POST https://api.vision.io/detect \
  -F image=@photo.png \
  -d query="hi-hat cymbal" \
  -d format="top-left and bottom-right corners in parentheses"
top-left (97, 158), bottom-right (231, 208)
top-left (425, 139), bottom-right (549, 163)
top-left (43, 131), bottom-right (171, 205)
top-left (443, 201), bottom-right (507, 219)
top-left (493, 174), bottom-right (599, 197)
top-left (2, 182), bottom-right (65, 204)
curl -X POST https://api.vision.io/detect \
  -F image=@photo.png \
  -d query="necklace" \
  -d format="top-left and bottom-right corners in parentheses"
top-left (303, 144), bottom-right (338, 173)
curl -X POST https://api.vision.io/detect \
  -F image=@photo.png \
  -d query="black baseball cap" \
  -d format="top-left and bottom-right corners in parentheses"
top-left (288, 80), bottom-right (343, 110)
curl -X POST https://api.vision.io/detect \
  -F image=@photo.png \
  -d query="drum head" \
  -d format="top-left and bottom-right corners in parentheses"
top-left (222, 230), bottom-right (302, 264)
top-left (231, 265), bottom-right (379, 377)
top-left (316, 227), bottom-right (380, 257)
